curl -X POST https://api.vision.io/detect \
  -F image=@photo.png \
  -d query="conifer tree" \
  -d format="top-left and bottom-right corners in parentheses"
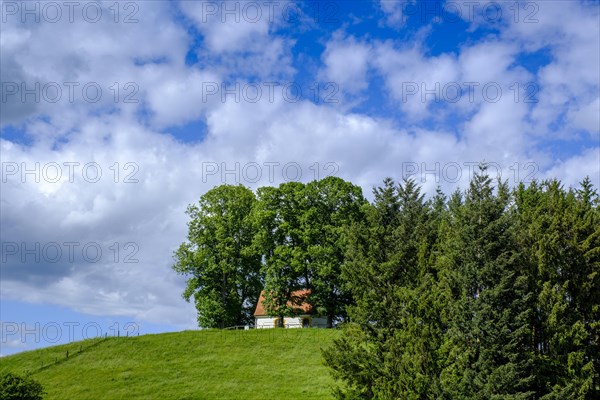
top-left (515, 178), bottom-right (599, 398)
top-left (438, 167), bottom-right (535, 399)
top-left (324, 178), bottom-right (443, 399)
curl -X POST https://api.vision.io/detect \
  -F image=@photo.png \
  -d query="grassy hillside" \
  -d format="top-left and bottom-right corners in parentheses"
top-left (0, 329), bottom-right (339, 399)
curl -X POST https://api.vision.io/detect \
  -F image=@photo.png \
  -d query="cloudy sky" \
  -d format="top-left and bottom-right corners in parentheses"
top-left (1, 0), bottom-right (599, 356)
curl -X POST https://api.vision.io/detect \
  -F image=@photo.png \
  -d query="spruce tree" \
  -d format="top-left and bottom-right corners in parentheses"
top-left (439, 167), bottom-right (535, 399)
top-left (515, 179), bottom-right (599, 398)
top-left (324, 178), bottom-right (443, 399)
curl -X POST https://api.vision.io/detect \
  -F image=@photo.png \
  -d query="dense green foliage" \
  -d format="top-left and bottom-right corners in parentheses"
top-left (0, 330), bottom-right (337, 400)
top-left (323, 178), bottom-right (447, 398)
top-left (254, 178), bottom-right (366, 327)
top-left (0, 371), bottom-right (45, 400)
top-left (174, 177), bottom-right (366, 328)
top-left (172, 185), bottom-right (262, 328)
top-left (324, 169), bottom-right (599, 399)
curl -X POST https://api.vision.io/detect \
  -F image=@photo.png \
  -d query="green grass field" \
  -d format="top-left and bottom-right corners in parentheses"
top-left (0, 329), bottom-right (339, 399)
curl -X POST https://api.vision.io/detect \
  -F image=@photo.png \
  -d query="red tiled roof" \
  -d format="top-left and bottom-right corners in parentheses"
top-left (254, 289), bottom-right (313, 317)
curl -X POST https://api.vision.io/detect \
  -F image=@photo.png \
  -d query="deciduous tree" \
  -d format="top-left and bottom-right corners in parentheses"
top-left (172, 185), bottom-right (262, 328)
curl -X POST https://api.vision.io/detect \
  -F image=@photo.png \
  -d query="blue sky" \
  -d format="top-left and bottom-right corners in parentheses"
top-left (1, 0), bottom-right (599, 356)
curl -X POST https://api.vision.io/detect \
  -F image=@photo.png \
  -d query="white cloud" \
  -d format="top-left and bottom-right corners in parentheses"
top-left (321, 33), bottom-right (371, 95)
top-left (142, 65), bottom-right (221, 127)
top-left (178, 0), bottom-right (295, 79)
top-left (503, 1), bottom-right (600, 138)
top-left (179, 0), bottom-right (272, 53)
top-left (569, 97), bottom-right (600, 134)
top-left (544, 147), bottom-right (600, 190)
top-left (457, 41), bottom-right (519, 85)
top-left (375, 42), bottom-right (451, 117)
top-left (378, 0), bottom-right (415, 28)
top-left (0, 1), bottom-right (190, 129)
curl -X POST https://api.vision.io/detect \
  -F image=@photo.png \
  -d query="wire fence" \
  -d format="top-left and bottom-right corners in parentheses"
top-left (22, 331), bottom-right (139, 376)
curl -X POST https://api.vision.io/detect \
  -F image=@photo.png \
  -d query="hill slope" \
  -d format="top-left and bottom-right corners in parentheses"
top-left (0, 329), bottom-right (339, 399)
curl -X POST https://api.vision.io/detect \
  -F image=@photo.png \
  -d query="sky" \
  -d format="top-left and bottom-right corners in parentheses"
top-left (1, 0), bottom-right (599, 356)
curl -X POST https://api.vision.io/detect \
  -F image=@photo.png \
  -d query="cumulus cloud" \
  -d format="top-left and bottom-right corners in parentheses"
top-left (378, 0), bottom-right (415, 28)
top-left (373, 40), bottom-right (460, 119)
top-left (504, 1), bottom-right (599, 139)
top-left (320, 32), bottom-right (372, 96)
top-left (178, 0), bottom-right (296, 79)
top-left (0, 1), bottom-right (191, 132)
top-left (1, 116), bottom-right (204, 327)
top-left (569, 97), bottom-right (600, 134)
top-left (544, 147), bottom-right (600, 190)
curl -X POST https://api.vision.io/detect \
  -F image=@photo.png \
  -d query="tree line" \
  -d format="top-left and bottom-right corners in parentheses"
top-left (172, 168), bottom-right (599, 398)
